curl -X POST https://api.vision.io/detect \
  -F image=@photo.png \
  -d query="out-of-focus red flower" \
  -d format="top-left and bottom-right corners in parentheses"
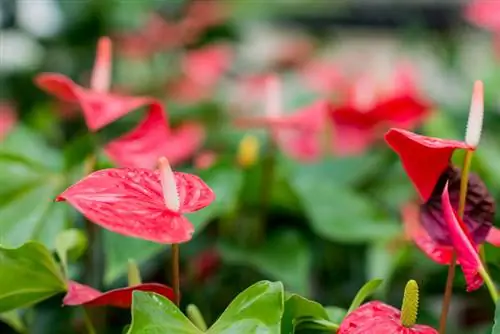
top-left (36, 37), bottom-right (202, 168)
top-left (465, 0), bottom-right (500, 59)
top-left (105, 105), bottom-right (205, 168)
top-left (274, 35), bottom-right (314, 69)
top-left (169, 44), bottom-right (232, 104)
top-left (234, 75), bottom-right (331, 162)
top-left (56, 158), bottom-right (215, 243)
top-left (63, 281), bottom-right (175, 308)
top-left (194, 150), bottom-right (217, 170)
top-left (190, 248), bottom-right (221, 283)
top-left (0, 102), bottom-right (17, 141)
top-left (330, 65), bottom-right (430, 156)
top-left (338, 301), bottom-right (437, 334)
top-left (441, 183), bottom-right (484, 291)
top-left (300, 60), bottom-right (344, 96)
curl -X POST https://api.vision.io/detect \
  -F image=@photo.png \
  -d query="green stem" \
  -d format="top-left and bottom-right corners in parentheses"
top-left (171, 244), bottom-right (181, 307)
top-left (83, 307), bottom-right (96, 334)
top-left (479, 267), bottom-right (499, 303)
top-left (439, 149), bottom-right (473, 334)
top-left (256, 137), bottom-right (277, 244)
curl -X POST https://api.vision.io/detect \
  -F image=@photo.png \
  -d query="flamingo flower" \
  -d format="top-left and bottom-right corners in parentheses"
top-left (56, 157), bottom-right (215, 243)
top-left (35, 37), bottom-right (204, 168)
top-left (330, 64), bottom-right (430, 156)
top-left (234, 75), bottom-right (331, 162)
top-left (300, 60), bottom-right (344, 97)
top-left (385, 81), bottom-right (495, 247)
top-left (338, 280), bottom-right (437, 333)
top-left (168, 44), bottom-right (232, 104)
top-left (63, 281), bottom-right (175, 308)
top-left (0, 102), bottom-right (17, 141)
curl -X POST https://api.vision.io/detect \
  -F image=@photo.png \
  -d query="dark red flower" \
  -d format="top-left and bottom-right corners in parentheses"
top-left (190, 248), bottom-right (221, 283)
top-left (330, 66), bottom-right (430, 156)
top-left (338, 301), bottom-right (437, 334)
top-left (63, 281), bottom-right (175, 308)
top-left (0, 102), bottom-right (17, 141)
top-left (56, 158), bottom-right (215, 243)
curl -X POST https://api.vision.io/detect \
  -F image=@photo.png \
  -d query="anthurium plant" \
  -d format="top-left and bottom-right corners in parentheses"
top-left (4, 1), bottom-right (500, 333)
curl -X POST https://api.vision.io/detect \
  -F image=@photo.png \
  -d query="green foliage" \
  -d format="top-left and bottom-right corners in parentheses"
top-left (493, 301), bottom-right (500, 334)
top-left (346, 279), bottom-right (383, 314)
top-left (281, 294), bottom-right (329, 334)
top-left (55, 229), bottom-right (87, 276)
top-left (0, 242), bottom-right (66, 312)
top-left (128, 281), bottom-right (284, 333)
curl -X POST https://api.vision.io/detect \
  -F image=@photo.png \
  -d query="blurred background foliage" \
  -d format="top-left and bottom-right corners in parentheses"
top-left (2, 0), bottom-right (500, 333)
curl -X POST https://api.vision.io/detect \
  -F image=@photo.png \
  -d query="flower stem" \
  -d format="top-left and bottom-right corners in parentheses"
top-left (439, 149), bottom-right (473, 334)
top-left (479, 267), bottom-right (499, 303)
top-left (171, 243), bottom-right (181, 307)
top-left (256, 137), bottom-right (276, 243)
top-left (83, 307), bottom-right (96, 334)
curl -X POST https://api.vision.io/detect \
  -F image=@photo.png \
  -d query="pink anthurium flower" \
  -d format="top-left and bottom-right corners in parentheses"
top-left (338, 301), bottom-right (437, 334)
top-left (63, 281), bottom-right (175, 308)
top-left (465, 0), bottom-right (500, 58)
top-left (234, 74), bottom-right (331, 162)
top-left (441, 183), bottom-right (484, 291)
top-left (56, 157), bottom-right (215, 243)
top-left (0, 102), bottom-right (17, 141)
top-left (300, 60), bottom-right (344, 97)
top-left (330, 64), bottom-right (430, 156)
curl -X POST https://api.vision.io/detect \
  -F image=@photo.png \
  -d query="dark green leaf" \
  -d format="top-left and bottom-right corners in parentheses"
top-left (0, 242), bottom-right (66, 312)
top-left (207, 281), bottom-right (284, 334)
top-left (288, 167), bottom-right (399, 243)
top-left (0, 310), bottom-right (26, 333)
top-left (128, 291), bottom-right (201, 334)
top-left (218, 230), bottom-right (312, 295)
top-left (281, 294), bottom-right (329, 334)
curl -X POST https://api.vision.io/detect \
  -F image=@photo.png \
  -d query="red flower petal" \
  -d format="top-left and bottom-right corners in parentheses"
top-left (441, 183), bottom-right (483, 291)
top-left (0, 102), bottom-right (17, 141)
top-left (384, 129), bottom-right (471, 202)
top-left (402, 204), bottom-right (454, 265)
top-left (56, 168), bottom-right (196, 244)
top-left (486, 227), bottom-right (500, 247)
top-left (35, 73), bottom-right (153, 131)
top-left (104, 104), bottom-right (204, 168)
top-left (370, 95), bottom-right (430, 130)
top-left (465, 0), bottom-right (500, 32)
top-left (176, 172), bottom-right (216, 213)
top-left (338, 301), bottom-right (437, 334)
top-left (300, 60), bottom-right (344, 95)
top-left (63, 281), bottom-right (175, 308)
top-left (183, 44), bottom-right (232, 87)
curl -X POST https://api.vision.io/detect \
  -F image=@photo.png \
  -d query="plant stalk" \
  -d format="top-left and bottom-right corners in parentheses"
top-left (256, 137), bottom-right (277, 243)
top-left (438, 149), bottom-right (473, 334)
top-left (171, 243), bottom-right (181, 307)
top-left (83, 307), bottom-right (96, 334)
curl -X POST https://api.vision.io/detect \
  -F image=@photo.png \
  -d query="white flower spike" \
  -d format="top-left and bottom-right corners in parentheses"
top-left (465, 80), bottom-right (484, 148)
top-left (91, 37), bottom-right (112, 93)
top-left (266, 75), bottom-right (281, 118)
top-left (158, 157), bottom-right (180, 212)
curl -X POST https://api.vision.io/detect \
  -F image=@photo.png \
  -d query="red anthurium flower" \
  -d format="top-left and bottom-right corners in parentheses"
top-left (441, 183), bottom-right (484, 291)
top-left (194, 150), bottom-right (217, 170)
top-left (0, 102), bottom-right (17, 141)
top-left (189, 248), bottom-right (221, 283)
top-left (330, 65), bottom-right (430, 156)
top-left (63, 281), bottom-right (175, 308)
top-left (338, 301), bottom-right (437, 334)
top-left (56, 157), bottom-right (215, 243)
top-left (234, 75), bottom-right (331, 162)
top-left (36, 37), bottom-right (156, 131)
top-left (465, 0), bottom-right (500, 59)
top-left (300, 60), bottom-right (344, 96)
top-left (104, 104), bottom-right (205, 168)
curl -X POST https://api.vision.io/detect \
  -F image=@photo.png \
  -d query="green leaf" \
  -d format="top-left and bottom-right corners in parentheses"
top-left (218, 230), bottom-right (312, 295)
top-left (324, 306), bottom-right (347, 323)
top-left (492, 301), bottom-right (500, 334)
top-left (128, 291), bottom-right (202, 334)
top-left (55, 229), bottom-right (88, 276)
top-left (288, 166), bottom-right (399, 243)
top-left (104, 166), bottom-right (243, 284)
top-left (346, 279), bottom-right (383, 315)
top-left (207, 281), bottom-right (284, 334)
top-left (281, 294), bottom-right (329, 334)
top-left (0, 242), bottom-right (67, 312)
top-left (0, 310), bottom-right (26, 333)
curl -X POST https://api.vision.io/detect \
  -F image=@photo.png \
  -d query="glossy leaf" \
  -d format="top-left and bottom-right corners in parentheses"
top-left (0, 310), bottom-right (26, 333)
top-left (55, 229), bottom-right (88, 276)
top-left (346, 279), bottom-right (383, 314)
top-left (207, 281), bottom-right (284, 334)
top-left (218, 230), bottom-right (311, 295)
top-left (128, 291), bottom-right (202, 334)
top-left (0, 242), bottom-right (66, 312)
top-left (281, 294), bottom-right (329, 334)
top-left (289, 168), bottom-right (399, 242)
